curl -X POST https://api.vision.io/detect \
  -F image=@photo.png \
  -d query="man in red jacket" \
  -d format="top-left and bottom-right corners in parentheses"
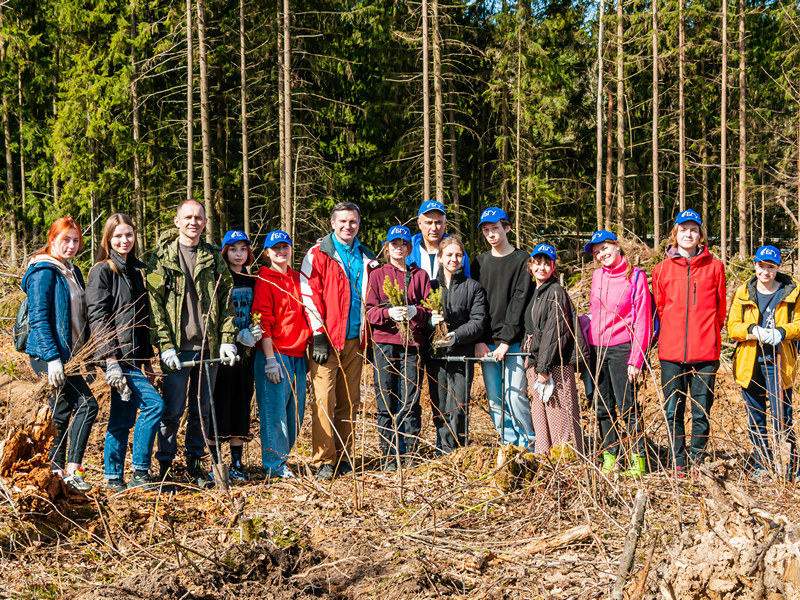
top-left (300, 202), bottom-right (378, 480)
top-left (652, 209), bottom-right (727, 476)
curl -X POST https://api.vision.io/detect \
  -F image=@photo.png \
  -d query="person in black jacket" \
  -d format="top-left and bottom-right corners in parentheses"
top-left (522, 244), bottom-right (584, 456)
top-left (427, 237), bottom-right (488, 452)
top-left (86, 214), bottom-right (164, 492)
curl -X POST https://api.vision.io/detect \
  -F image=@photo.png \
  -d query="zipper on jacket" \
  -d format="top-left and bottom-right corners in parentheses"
top-left (684, 258), bottom-right (691, 363)
top-left (693, 282), bottom-right (697, 306)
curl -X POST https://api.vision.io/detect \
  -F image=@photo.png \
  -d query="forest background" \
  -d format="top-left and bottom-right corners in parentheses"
top-left (1, 0), bottom-right (800, 271)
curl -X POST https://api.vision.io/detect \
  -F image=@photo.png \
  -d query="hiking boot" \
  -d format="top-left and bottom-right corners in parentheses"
top-left (600, 451), bottom-right (617, 475)
top-left (128, 472), bottom-right (157, 490)
top-left (622, 454), bottom-right (647, 479)
top-left (186, 458), bottom-right (214, 489)
top-left (106, 478), bottom-right (127, 493)
top-left (63, 470), bottom-right (92, 493)
top-left (315, 464), bottom-right (335, 481)
top-left (158, 460), bottom-right (173, 482)
top-left (336, 461), bottom-right (353, 476)
top-left (228, 466), bottom-right (245, 482)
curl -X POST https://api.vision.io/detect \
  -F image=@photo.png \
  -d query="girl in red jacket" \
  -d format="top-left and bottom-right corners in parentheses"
top-left (366, 225), bottom-right (431, 471)
top-left (252, 230), bottom-right (312, 479)
top-left (651, 210), bottom-right (726, 476)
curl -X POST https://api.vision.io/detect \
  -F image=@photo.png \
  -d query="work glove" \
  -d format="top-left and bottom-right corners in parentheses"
top-left (250, 322), bottom-right (263, 340)
top-left (161, 348), bottom-right (182, 372)
top-left (312, 334), bottom-right (330, 364)
top-left (540, 376), bottom-right (555, 403)
top-left (265, 357), bottom-right (283, 384)
top-left (430, 310), bottom-right (445, 327)
top-left (220, 343), bottom-right (238, 367)
top-left (236, 328), bottom-right (258, 347)
top-left (751, 326), bottom-right (771, 344)
top-left (47, 359), bottom-right (65, 388)
top-left (433, 332), bottom-right (456, 349)
top-left (388, 306), bottom-right (408, 322)
top-left (105, 359), bottom-right (126, 392)
top-left (765, 328), bottom-right (785, 346)
top-left (405, 305), bottom-right (418, 320)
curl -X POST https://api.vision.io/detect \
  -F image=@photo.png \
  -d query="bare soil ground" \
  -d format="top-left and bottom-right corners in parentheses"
top-left (2, 265), bottom-right (800, 599)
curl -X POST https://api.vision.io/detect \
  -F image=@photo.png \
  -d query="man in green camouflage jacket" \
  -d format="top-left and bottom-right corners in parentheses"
top-left (147, 199), bottom-right (238, 488)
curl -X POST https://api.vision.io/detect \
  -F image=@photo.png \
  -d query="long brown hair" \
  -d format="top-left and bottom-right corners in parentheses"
top-left (96, 213), bottom-right (136, 273)
top-left (528, 255), bottom-right (558, 280)
top-left (34, 216), bottom-right (84, 258)
top-left (592, 240), bottom-right (633, 281)
top-left (667, 222), bottom-right (707, 250)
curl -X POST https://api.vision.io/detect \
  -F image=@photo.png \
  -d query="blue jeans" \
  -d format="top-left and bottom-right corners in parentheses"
top-left (254, 351), bottom-right (307, 475)
top-left (742, 361), bottom-right (796, 472)
top-left (156, 350), bottom-right (218, 463)
top-left (481, 343), bottom-right (533, 447)
top-left (104, 367), bottom-right (165, 480)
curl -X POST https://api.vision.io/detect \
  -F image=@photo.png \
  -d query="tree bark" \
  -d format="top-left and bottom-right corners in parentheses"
top-left (501, 85), bottom-right (510, 212)
top-left (239, 0), bottom-right (250, 236)
top-left (433, 0), bottom-right (444, 206)
top-left (701, 60), bottom-right (709, 231)
top-left (514, 22), bottom-right (521, 246)
top-left (596, 0), bottom-right (605, 229)
top-left (678, 0), bottom-right (686, 212)
top-left (281, 0), bottom-right (292, 233)
top-left (186, 0), bottom-right (194, 203)
top-left (422, 0), bottom-right (430, 204)
top-left (2, 6), bottom-right (17, 266)
top-left (604, 87), bottom-right (613, 231)
top-left (651, 0), bottom-right (659, 247)
top-left (615, 0), bottom-right (625, 232)
top-left (196, 0), bottom-right (213, 242)
top-left (277, 0), bottom-right (284, 218)
top-left (721, 0), bottom-right (728, 264)
top-left (737, 0), bottom-right (746, 259)
top-left (131, 0), bottom-right (145, 252)
top-left (447, 76), bottom-right (460, 233)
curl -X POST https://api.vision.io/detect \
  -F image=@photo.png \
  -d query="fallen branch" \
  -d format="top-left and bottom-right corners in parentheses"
top-left (519, 524), bottom-right (593, 555)
top-left (612, 489), bottom-right (648, 600)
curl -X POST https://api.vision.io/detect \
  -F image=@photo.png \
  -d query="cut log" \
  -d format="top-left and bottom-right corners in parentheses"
top-left (519, 525), bottom-right (593, 555)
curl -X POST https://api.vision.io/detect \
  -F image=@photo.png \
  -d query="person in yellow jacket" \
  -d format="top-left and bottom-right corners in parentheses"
top-left (727, 245), bottom-right (800, 480)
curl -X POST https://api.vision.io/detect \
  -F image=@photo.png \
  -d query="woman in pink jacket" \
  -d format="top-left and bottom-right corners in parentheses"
top-left (585, 230), bottom-right (653, 478)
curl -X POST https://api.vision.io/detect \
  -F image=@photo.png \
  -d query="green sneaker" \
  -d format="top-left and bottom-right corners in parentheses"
top-left (622, 454), bottom-right (647, 479)
top-left (600, 451), bottom-right (617, 475)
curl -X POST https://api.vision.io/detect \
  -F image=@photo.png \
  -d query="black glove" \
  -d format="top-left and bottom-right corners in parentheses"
top-left (312, 333), bottom-right (330, 364)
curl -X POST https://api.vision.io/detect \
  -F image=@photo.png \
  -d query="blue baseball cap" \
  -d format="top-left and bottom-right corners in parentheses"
top-left (478, 207), bottom-right (508, 228)
top-left (418, 200), bottom-right (447, 217)
top-left (222, 230), bottom-right (250, 248)
top-left (675, 209), bottom-right (702, 227)
top-left (385, 225), bottom-right (412, 243)
top-left (531, 243), bottom-right (557, 261)
top-left (754, 245), bottom-right (781, 266)
top-left (584, 229), bottom-right (617, 254)
top-left (263, 230), bottom-right (293, 248)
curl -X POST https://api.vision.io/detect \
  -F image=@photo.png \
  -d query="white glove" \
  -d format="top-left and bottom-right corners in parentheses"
top-left (236, 328), bottom-right (257, 347)
top-left (406, 305), bottom-right (418, 320)
top-left (765, 328), bottom-right (785, 346)
top-left (751, 326), bottom-right (770, 344)
top-left (220, 343), bottom-right (238, 366)
top-left (105, 359), bottom-right (126, 392)
top-left (47, 359), bottom-right (65, 388)
top-left (540, 376), bottom-right (555, 403)
top-left (433, 332), bottom-right (456, 349)
top-left (161, 348), bottom-right (182, 371)
top-left (250, 322), bottom-right (263, 340)
top-left (388, 306), bottom-right (408, 321)
top-left (264, 357), bottom-right (283, 384)
top-left (430, 310), bottom-right (445, 327)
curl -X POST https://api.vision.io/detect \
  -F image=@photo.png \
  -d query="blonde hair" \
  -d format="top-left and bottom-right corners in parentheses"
top-left (667, 222), bottom-right (707, 250)
top-left (96, 213), bottom-right (136, 274)
top-left (437, 236), bottom-right (466, 257)
top-left (593, 240), bottom-right (633, 281)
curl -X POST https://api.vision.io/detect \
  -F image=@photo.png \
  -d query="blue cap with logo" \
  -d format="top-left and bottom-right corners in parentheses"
top-left (531, 243), bottom-right (557, 262)
top-left (418, 200), bottom-right (447, 217)
top-left (675, 209), bottom-right (702, 227)
top-left (754, 245), bottom-right (781, 266)
top-left (263, 230), bottom-right (293, 248)
top-left (385, 225), bottom-right (412, 243)
top-left (584, 229), bottom-right (617, 254)
top-left (222, 230), bottom-right (250, 248)
top-left (477, 206), bottom-right (508, 228)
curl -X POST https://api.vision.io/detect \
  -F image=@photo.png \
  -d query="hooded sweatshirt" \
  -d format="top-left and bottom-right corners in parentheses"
top-left (252, 265), bottom-right (312, 357)
top-left (29, 254), bottom-right (86, 351)
top-left (587, 256), bottom-right (652, 369)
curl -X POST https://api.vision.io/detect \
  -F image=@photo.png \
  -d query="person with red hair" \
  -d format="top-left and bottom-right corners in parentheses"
top-left (21, 216), bottom-right (98, 492)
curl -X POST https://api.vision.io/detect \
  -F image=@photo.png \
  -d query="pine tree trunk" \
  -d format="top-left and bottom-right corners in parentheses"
top-left (422, 0), bottom-right (430, 204)
top-left (281, 0), bottom-right (292, 233)
top-left (652, 0), bottom-right (659, 247)
top-left (186, 0), bottom-right (194, 203)
top-left (196, 0), bottom-right (213, 242)
top-left (720, 0), bottom-right (728, 264)
top-left (615, 0), bottom-right (625, 232)
top-left (604, 87), bottom-right (613, 231)
top-left (596, 0), bottom-right (605, 229)
top-left (514, 23), bottom-right (522, 246)
top-left (239, 0), bottom-right (250, 236)
top-left (433, 0), bottom-right (444, 206)
top-left (447, 76), bottom-right (460, 233)
top-left (277, 0), bottom-right (284, 216)
top-left (1, 6), bottom-right (17, 266)
top-left (16, 65), bottom-right (25, 264)
top-left (501, 85), bottom-right (510, 212)
top-left (678, 0), bottom-right (686, 212)
top-left (738, 0), bottom-right (746, 259)
top-left (131, 0), bottom-right (145, 252)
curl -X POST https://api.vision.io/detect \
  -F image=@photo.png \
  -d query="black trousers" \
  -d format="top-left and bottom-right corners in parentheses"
top-left (373, 343), bottom-right (422, 458)
top-left (594, 343), bottom-right (644, 455)
top-left (429, 357), bottom-right (473, 452)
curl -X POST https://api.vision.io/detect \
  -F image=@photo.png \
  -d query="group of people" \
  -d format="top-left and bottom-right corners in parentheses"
top-left (18, 199), bottom-right (800, 492)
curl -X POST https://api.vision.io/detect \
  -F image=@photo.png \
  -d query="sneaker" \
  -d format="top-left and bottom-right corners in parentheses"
top-left (673, 466), bottom-right (687, 480)
top-left (600, 451), bottom-right (617, 476)
top-left (128, 472), bottom-right (157, 490)
top-left (278, 466), bottom-right (295, 480)
top-left (336, 461), bottom-right (353, 476)
top-left (315, 464), bottom-right (335, 481)
top-left (228, 466), bottom-right (246, 482)
top-left (158, 460), bottom-right (173, 483)
top-left (64, 470), bottom-right (92, 492)
top-left (750, 467), bottom-right (771, 482)
top-left (106, 478), bottom-right (127, 493)
top-left (186, 458), bottom-right (214, 489)
top-left (621, 454), bottom-right (647, 479)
